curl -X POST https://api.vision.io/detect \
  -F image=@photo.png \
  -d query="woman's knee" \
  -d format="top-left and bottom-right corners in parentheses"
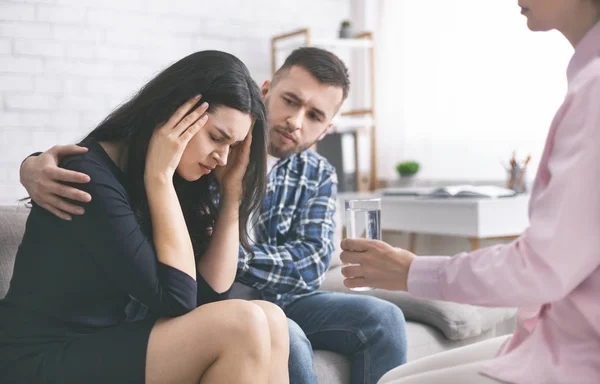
top-left (229, 300), bottom-right (272, 338)
top-left (191, 300), bottom-right (271, 349)
top-left (251, 300), bottom-right (290, 350)
top-left (252, 301), bottom-right (287, 328)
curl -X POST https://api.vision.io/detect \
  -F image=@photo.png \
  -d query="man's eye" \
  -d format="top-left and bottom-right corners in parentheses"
top-left (210, 135), bottom-right (224, 143)
top-left (309, 113), bottom-right (321, 122)
top-left (283, 97), bottom-right (294, 105)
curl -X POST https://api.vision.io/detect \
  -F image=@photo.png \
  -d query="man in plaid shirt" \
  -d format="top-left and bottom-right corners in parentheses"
top-left (20, 47), bottom-right (407, 384)
top-left (234, 48), bottom-right (407, 384)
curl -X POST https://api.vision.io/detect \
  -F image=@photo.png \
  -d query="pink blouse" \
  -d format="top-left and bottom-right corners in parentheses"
top-left (407, 22), bottom-right (600, 384)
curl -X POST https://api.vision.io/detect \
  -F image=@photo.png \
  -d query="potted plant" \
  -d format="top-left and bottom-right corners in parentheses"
top-left (395, 161), bottom-right (420, 186)
top-left (339, 20), bottom-right (353, 38)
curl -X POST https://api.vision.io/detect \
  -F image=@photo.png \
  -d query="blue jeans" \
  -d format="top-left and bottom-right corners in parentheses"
top-left (288, 318), bottom-right (319, 383)
top-left (286, 292), bottom-right (408, 384)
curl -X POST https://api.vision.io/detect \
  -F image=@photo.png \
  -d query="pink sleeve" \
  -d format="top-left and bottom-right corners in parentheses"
top-left (407, 75), bottom-right (600, 307)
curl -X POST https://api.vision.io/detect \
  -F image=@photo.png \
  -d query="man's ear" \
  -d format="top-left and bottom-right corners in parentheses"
top-left (261, 80), bottom-right (271, 101)
top-left (318, 123), bottom-right (334, 141)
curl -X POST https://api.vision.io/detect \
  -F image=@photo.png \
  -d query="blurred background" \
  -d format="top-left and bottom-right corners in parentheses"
top-left (0, 0), bottom-right (572, 205)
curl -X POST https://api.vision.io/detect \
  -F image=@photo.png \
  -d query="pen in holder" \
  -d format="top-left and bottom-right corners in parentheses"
top-left (506, 152), bottom-right (530, 194)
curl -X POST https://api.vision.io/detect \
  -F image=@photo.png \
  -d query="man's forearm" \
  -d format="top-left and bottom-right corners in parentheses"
top-left (237, 237), bottom-right (333, 295)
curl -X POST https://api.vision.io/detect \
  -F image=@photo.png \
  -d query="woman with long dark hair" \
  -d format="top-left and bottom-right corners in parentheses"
top-left (0, 50), bottom-right (289, 384)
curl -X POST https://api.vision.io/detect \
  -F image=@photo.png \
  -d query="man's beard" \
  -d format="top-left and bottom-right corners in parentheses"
top-left (268, 129), bottom-right (318, 159)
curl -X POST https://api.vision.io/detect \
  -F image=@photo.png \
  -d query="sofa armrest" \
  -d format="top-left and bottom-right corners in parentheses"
top-left (0, 205), bottom-right (30, 299)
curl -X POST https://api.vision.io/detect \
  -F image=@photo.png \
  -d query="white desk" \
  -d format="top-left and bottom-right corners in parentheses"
top-left (339, 193), bottom-right (530, 251)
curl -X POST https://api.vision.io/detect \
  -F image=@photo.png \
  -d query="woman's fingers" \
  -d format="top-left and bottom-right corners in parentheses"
top-left (341, 265), bottom-right (364, 279)
top-left (164, 95), bottom-right (202, 130)
top-left (180, 114), bottom-right (209, 143)
top-left (343, 277), bottom-right (368, 290)
top-left (237, 126), bottom-right (254, 167)
top-left (173, 102), bottom-right (209, 137)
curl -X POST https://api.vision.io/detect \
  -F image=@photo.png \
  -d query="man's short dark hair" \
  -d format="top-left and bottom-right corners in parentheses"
top-left (273, 47), bottom-right (350, 101)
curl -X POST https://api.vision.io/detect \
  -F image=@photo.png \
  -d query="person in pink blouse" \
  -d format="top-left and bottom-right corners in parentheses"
top-left (340, 1), bottom-right (600, 383)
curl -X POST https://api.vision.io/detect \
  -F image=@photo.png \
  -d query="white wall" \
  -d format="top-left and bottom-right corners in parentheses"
top-left (0, 0), bottom-right (351, 204)
top-left (0, 1), bottom-right (576, 203)
top-left (372, 0), bottom-right (573, 184)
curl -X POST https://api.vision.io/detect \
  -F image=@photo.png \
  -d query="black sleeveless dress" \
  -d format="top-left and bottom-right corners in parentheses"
top-left (0, 141), bottom-right (226, 384)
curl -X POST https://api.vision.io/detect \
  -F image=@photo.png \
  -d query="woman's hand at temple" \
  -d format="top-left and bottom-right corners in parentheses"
top-left (213, 127), bottom-right (253, 201)
top-left (145, 95), bottom-right (210, 183)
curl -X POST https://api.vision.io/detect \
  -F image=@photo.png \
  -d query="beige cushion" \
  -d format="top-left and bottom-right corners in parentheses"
top-left (0, 205), bottom-right (29, 299)
top-left (320, 266), bottom-right (517, 341)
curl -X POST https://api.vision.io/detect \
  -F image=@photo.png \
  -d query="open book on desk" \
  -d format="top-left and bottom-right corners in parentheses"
top-left (382, 185), bottom-right (517, 199)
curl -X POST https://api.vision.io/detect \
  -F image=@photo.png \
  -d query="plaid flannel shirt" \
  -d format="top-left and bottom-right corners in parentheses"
top-left (236, 149), bottom-right (338, 309)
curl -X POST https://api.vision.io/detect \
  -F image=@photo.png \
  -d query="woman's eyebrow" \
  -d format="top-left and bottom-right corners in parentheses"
top-left (215, 126), bottom-right (242, 143)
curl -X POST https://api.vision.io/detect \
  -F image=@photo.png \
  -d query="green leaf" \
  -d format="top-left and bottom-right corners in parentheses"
top-left (396, 161), bottom-right (420, 177)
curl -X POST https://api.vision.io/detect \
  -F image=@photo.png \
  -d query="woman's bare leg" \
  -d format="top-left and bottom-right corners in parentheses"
top-left (145, 299), bottom-right (271, 384)
top-left (251, 300), bottom-right (291, 384)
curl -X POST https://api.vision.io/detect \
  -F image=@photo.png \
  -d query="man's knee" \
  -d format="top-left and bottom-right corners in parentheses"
top-left (376, 299), bottom-right (406, 328)
top-left (357, 296), bottom-right (407, 336)
top-left (287, 318), bottom-right (317, 383)
top-left (288, 318), bottom-right (313, 356)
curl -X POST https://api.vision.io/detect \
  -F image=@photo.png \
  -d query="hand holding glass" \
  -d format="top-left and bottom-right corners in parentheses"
top-left (344, 198), bottom-right (381, 291)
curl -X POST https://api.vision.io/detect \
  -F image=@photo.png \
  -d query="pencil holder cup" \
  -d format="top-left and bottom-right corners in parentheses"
top-left (507, 167), bottom-right (527, 194)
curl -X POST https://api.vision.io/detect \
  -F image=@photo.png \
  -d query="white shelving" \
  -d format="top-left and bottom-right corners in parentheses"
top-left (331, 115), bottom-right (374, 133)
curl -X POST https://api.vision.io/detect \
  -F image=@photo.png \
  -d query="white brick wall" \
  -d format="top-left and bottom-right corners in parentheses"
top-left (0, 0), bottom-right (351, 204)
top-left (0, 2), bottom-right (36, 22)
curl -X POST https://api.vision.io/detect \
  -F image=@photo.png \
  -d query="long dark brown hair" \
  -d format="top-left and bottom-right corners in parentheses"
top-left (83, 50), bottom-right (267, 257)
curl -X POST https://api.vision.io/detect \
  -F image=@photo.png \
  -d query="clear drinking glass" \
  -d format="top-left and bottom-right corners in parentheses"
top-left (344, 198), bottom-right (382, 291)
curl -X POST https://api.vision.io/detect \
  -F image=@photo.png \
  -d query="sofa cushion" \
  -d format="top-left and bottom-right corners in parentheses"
top-left (0, 205), bottom-right (29, 299)
top-left (314, 350), bottom-right (350, 384)
top-left (320, 266), bottom-right (517, 341)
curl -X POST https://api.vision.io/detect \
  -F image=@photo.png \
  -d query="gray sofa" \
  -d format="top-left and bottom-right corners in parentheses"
top-left (0, 205), bottom-right (516, 383)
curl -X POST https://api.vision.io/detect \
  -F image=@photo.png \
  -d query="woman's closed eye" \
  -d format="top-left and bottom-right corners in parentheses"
top-left (211, 134), bottom-right (240, 148)
top-left (210, 134), bottom-right (226, 143)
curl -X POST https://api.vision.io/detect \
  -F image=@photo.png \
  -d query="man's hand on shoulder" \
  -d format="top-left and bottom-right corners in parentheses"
top-left (20, 144), bottom-right (92, 220)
